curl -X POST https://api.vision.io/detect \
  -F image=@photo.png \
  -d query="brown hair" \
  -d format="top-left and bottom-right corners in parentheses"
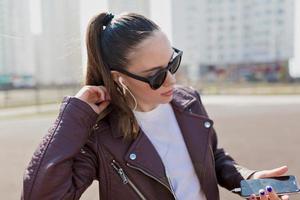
top-left (84, 12), bottom-right (160, 140)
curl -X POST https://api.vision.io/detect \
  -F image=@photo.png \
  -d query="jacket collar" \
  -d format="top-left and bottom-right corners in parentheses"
top-left (109, 86), bottom-right (197, 139)
top-left (170, 85), bottom-right (197, 111)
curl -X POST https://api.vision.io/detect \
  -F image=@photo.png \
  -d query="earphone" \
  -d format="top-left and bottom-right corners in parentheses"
top-left (117, 76), bottom-right (137, 110)
top-left (118, 76), bottom-right (125, 86)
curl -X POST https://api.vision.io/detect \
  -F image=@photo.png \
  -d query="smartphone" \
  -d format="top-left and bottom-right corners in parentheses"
top-left (240, 175), bottom-right (300, 198)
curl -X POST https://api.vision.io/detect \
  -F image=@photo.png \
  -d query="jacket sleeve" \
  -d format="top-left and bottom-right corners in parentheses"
top-left (22, 96), bottom-right (100, 200)
top-left (193, 89), bottom-right (257, 191)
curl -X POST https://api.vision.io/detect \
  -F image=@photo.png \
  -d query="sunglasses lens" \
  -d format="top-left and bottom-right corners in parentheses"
top-left (150, 50), bottom-right (182, 90)
top-left (169, 54), bottom-right (181, 74)
top-left (151, 71), bottom-right (167, 89)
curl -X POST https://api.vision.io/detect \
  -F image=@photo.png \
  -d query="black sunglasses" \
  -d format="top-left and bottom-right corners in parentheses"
top-left (110, 47), bottom-right (183, 90)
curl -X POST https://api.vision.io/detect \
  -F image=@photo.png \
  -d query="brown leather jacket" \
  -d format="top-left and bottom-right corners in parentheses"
top-left (21, 85), bottom-right (256, 200)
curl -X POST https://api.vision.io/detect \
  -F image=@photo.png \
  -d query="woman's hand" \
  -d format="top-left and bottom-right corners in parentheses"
top-left (247, 166), bottom-right (289, 200)
top-left (75, 85), bottom-right (111, 114)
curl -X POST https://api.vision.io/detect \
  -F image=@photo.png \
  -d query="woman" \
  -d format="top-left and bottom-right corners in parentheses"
top-left (22, 12), bottom-right (289, 200)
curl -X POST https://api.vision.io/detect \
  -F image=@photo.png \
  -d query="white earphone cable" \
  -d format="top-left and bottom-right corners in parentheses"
top-left (119, 78), bottom-right (138, 111)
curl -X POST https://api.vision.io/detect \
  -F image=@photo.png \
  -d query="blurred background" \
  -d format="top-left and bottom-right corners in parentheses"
top-left (0, 0), bottom-right (299, 199)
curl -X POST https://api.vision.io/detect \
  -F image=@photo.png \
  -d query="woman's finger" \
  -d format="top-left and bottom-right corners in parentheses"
top-left (75, 85), bottom-right (106, 103)
top-left (266, 186), bottom-right (281, 200)
top-left (90, 86), bottom-right (107, 102)
top-left (267, 166), bottom-right (288, 176)
top-left (248, 194), bottom-right (257, 200)
top-left (75, 85), bottom-right (111, 114)
top-left (99, 85), bottom-right (111, 100)
top-left (93, 86), bottom-right (111, 111)
top-left (259, 166), bottom-right (288, 179)
top-left (98, 100), bottom-right (110, 112)
top-left (259, 189), bottom-right (269, 200)
top-left (97, 85), bottom-right (111, 101)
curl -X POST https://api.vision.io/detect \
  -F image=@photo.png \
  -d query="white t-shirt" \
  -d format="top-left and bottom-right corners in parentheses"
top-left (133, 103), bottom-right (207, 200)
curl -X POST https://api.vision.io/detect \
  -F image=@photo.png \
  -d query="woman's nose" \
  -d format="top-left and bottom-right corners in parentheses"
top-left (163, 71), bottom-right (176, 87)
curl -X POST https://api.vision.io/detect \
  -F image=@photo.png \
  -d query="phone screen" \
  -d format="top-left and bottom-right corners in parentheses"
top-left (240, 175), bottom-right (300, 197)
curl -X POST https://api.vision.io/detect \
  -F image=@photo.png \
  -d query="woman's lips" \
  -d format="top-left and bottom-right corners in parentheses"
top-left (161, 88), bottom-right (174, 96)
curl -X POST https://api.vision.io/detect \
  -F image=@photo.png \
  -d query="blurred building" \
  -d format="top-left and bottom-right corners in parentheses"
top-left (167, 0), bottom-right (295, 82)
top-left (38, 0), bottom-right (82, 86)
top-left (289, 0), bottom-right (300, 78)
top-left (199, 0), bottom-right (294, 82)
top-left (169, 0), bottom-right (206, 81)
top-left (0, 0), bottom-right (4, 73)
top-left (0, 0), bottom-right (36, 87)
top-left (0, 0), bottom-right (82, 88)
top-left (108, 0), bottom-right (150, 18)
top-left (202, 0), bottom-right (294, 65)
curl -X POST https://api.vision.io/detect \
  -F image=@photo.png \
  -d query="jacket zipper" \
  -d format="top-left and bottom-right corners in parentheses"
top-left (126, 163), bottom-right (178, 200)
top-left (111, 160), bottom-right (147, 200)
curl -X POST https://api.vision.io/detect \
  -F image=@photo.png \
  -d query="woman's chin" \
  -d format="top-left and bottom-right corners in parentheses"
top-left (160, 94), bottom-right (173, 103)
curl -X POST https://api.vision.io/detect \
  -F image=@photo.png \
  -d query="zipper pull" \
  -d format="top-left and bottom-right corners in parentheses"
top-left (111, 160), bottom-right (129, 184)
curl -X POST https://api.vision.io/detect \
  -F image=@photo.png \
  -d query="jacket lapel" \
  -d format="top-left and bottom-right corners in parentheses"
top-left (172, 101), bottom-right (213, 184)
top-left (171, 87), bottom-right (214, 184)
top-left (124, 128), bottom-right (171, 188)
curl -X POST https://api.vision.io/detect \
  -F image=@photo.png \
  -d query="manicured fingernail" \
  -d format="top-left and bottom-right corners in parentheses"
top-left (266, 185), bottom-right (273, 192)
top-left (259, 189), bottom-right (265, 195)
top-left (250, 194), bottom-right (256, 199)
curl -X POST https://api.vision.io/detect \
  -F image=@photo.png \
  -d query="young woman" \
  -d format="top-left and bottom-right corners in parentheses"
top-left (22, 12), bottom-right (289, 200)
